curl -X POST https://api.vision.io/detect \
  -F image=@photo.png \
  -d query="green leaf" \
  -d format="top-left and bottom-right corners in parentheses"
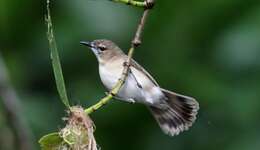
top-left (39, 132), bottom-right (63, 150)
top-left (45, 0), bottom-right (70, 108)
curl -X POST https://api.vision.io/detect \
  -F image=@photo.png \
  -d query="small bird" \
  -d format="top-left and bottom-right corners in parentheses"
top-left (80, 39), bottom-right (199, 136)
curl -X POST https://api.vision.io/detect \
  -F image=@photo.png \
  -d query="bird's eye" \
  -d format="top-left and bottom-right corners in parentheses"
top-left (98, 45), bottom-right (106, 51)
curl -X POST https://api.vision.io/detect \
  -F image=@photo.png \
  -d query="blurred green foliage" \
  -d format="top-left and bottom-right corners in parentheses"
top-left (1, 0), bottom-right (260, 150)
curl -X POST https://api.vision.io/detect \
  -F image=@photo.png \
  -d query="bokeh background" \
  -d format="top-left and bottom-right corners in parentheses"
top-left (1, 0), bottom-right (260, 149)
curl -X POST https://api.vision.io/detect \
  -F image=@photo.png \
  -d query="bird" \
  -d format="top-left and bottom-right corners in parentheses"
top-left (80, 39), bottom-right (199, 136)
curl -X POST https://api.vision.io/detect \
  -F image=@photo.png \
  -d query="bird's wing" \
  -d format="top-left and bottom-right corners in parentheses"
top-left (130, 59), bottom-right (159, 87)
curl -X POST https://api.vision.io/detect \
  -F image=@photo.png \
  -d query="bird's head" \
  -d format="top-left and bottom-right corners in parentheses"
top-left (80, 39), bottom-right (124, 63)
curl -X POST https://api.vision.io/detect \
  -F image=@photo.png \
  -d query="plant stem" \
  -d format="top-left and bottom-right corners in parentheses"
top-left (111, 0), bottom-right (146, 8)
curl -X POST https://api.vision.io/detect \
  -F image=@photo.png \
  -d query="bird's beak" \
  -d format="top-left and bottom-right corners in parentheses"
top-left (80, 41), bottom-right (93, 48)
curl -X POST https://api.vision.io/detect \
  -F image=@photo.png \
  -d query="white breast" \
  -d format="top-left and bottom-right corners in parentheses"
top-left (98, 62), bottom-right (163, 105)
top-left (99, 64), bottom-right (121, 90)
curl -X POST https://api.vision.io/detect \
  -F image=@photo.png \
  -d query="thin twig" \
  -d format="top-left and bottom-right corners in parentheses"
top-left (132, 9), bottom-right (150, 46)
top-left (0, 53), bottom-right (33, 150)
top-left (85, 0), bottom-right (155, 114)
top-left (111, 0), bottom-right (155, 9)
top-left (111, 0), bottom-right (145, 8)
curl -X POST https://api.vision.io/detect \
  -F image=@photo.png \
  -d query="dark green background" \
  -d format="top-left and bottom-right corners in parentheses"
top-left (1, 0), bottom-right (260, 149)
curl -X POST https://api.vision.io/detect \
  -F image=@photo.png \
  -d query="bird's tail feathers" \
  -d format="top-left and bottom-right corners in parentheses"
top-left (149, 88), bottom-right (199, 136)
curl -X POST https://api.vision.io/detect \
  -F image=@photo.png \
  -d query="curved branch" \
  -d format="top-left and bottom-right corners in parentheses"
top-left (111, 0), bottom-right (155, 9)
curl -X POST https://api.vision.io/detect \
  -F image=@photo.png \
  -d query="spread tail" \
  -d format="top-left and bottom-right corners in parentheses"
top-left (149, 88), bottom-right (199, 136)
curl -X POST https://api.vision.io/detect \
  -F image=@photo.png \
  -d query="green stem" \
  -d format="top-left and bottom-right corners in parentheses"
top-left (85, 94), bottom-right (113, 114)
top-left (111, 0), bottom-right (146, 8)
